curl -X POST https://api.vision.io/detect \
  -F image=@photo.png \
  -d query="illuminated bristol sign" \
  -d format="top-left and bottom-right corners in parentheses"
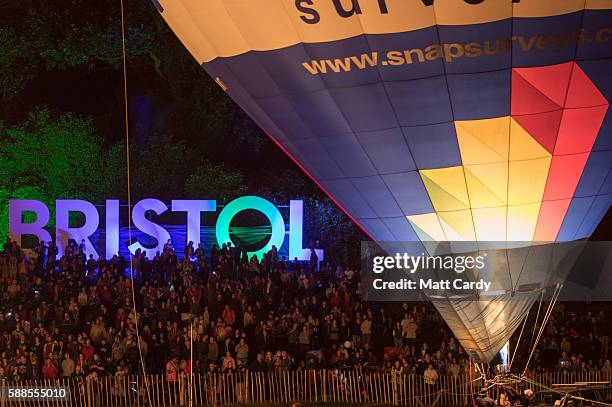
top-left (8, 197), bottom-right (323, 261)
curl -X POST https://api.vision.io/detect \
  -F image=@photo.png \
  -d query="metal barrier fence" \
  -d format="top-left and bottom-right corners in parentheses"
top-left (1, 370), bottom-right (610, 406)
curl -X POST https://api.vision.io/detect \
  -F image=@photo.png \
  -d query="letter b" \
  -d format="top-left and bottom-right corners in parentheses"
top-left (8, 200), bottom-right (52, 247)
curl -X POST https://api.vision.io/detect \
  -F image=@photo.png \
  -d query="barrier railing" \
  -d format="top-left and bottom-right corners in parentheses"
top-left (0, 370), bottom-right (610, 406)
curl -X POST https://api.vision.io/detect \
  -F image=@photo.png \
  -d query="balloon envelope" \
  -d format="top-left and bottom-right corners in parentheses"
top-left (154, 0), bottom-right (612, 362)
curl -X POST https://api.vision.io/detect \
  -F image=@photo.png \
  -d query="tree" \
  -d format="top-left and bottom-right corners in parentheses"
top-left (127, 133), bottom-right (194, 201)
top-left (0, 28), bottom-right (36, 99)
top-left (0, 107), bottom-right (123, 243)
top-left (184, 161), bottom-right (247, 204)
top-left (0, 0), bottom-right (162, 99)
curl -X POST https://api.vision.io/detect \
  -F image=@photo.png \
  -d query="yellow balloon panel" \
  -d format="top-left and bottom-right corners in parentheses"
top-left (433, 0), bottom-right (511, 25)
top-left (438, 210), bottom-right (477, 241)
top-left (507, 158), bottom-right (551, 206)
top-left (407, 213), bottom-right (447, 242)
top-left (411, 203), bottom-right (542, 242)
top-left (464, 164), bottom-right (508, 208)
top-left (456, 117), bottom-right (510, 163)
top-left (223, 0), bottom-right (302, 51)
top-left (157, 0), bottom-right (215, 63)
top-left (507, 203), bottom-right (541, 242)
top-left (512, 0), bottom-right (585, 17)
top-left (472, 207), bottom-right (507, 242)
top-left (415, 115), bottom-right (557, 242)
top-left (580, 0), bottom-right (612, 10)
top-left (408, 210), bottom-right (476, 242)
top-left (509, 119), bottom-right (551, 161)
top-left (456, 127), bottom-right (507, 166)
top-left (421, 167), bottom-right (470, 212)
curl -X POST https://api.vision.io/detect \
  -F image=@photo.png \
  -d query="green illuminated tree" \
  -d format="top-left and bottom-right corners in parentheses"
top-left (0, 107), bottom-right (124, 243)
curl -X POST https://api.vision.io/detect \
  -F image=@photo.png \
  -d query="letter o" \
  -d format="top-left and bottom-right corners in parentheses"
top-left (216, 196), bottom-right (285, 260)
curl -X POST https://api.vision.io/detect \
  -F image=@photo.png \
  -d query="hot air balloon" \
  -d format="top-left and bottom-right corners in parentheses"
top-left (152, 0), bottom-right (612, 364)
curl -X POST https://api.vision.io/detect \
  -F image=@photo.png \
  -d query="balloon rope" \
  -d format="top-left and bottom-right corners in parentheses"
top-left (524, 285), bottom-right (561, 372)
top-left (119, 0), bottom-right (152, 401)
top-left (527, 289), bottom-right (545, 360)
top-left (508, 299), bottom-right (532, 370)
top-left (523, 284), bottom-right (562, 374)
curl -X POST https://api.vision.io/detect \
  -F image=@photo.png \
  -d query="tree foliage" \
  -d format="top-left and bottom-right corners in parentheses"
top-left (184, 161), bottom-right (247, 204)
top-left (0, 28), bottom-right (36, 99)
top-left (0, 0), bottom-right (162, 98)
top-left (128, 134), bottom-right (193, 201)
top-left (0, 108), bottom-right (123, 242)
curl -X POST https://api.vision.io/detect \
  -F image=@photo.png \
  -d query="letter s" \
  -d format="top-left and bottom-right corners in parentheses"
top-left (128, 199), bottom-right (170, 258)
top-left (386, 51), bottom-right (404, 66)
top-left (296, 0), bottom-right (320, 24)
top-left (476, 256), bottom-right (486, 269)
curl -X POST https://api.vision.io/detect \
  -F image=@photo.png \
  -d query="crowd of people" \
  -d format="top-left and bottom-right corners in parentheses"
top-left (0, 237), bottom-right (610, 387)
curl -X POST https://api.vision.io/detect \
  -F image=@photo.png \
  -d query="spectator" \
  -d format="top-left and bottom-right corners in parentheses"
top-left (0, 236), bottom-right (610, 384)
top-left (222, 305), bottom-right (236, 327)
top-left (61, 353), bottom-right (75, 377)
top-left (221, 352), bottom-right (236, 373)
top-left (424, 364), bottom-right (438, 386)
top-left (235, 338), bottom-right (249, 366)
top-left (90, 317), bottom-right (108, 343)
top-left (42, 358), bottom-right (58, 380)
top-left (81, 338), bottom-right (95, 361)
top-left (208, 336), bottom-right (219, 363)
top-left (248, 353), bottom-right (266, 372)
top-left (166, 356), bottom-right (179, 382)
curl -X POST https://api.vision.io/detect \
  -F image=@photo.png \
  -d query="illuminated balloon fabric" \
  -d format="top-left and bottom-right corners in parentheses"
top-left (154, 0), bottom-right (612, 362)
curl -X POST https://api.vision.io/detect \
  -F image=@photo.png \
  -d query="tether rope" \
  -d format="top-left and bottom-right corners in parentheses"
top-left (509, 307), bottom-right (529, 371)
top-left (119, 0), bottom-right (152, 401)
top-left (523, 284), bottom-right (562, 374)
top-left (527, 289), bottom-right (545, 359)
